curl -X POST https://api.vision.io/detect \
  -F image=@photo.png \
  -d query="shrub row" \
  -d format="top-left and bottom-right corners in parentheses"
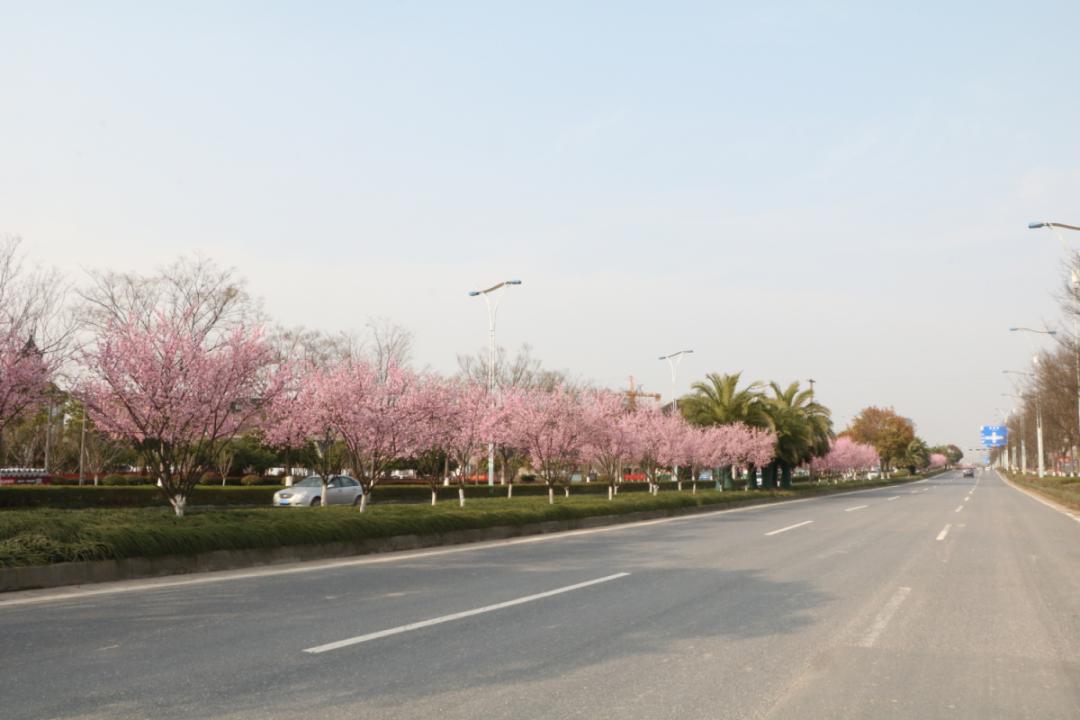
top-left (0, 486), bottom-right (281, 509)
top-left (0, 475), bottom-right (927, 567)
top-left (0, 474), bottom-right (918, 509)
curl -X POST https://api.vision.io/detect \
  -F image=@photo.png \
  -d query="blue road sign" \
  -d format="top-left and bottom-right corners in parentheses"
top-left (980, 425), bottom-right (1008, 448)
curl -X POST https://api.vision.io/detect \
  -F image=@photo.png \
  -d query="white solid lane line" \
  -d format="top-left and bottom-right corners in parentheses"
top-left (857, 586), bottom-right (912, 648)
top-left (303, 572), bottom-right (631, 654)
top-left (936, 524), bottom-right (951, 541)
top-left (765, 520), bottom-right (814, 536)
top-left (845, 505), bottom-right (868, 512)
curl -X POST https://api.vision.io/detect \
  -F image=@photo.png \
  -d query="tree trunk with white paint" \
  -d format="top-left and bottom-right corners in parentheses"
top-left (564, 485), bottom-right (570, 498)
top-left (431, 488), bottom-right (438, 506)
top-left (358, 489), bottom-right (369, 512)
top-left (608, 485), bottom-right (614, 500)
top-left (458, 485), bottom-right (466, 508)
top-left (507, 482), bottom-right (513, 498)
top-left (170, 494), bottom-right (187, 518)
top-left (548, 484), bottom-right (554, 504)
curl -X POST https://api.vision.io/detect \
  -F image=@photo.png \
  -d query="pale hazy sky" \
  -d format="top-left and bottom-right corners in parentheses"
top-left (4, 1), bottom-right (1079, 451)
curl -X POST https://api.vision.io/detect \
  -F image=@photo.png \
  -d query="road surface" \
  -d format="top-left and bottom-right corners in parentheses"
top-left (2, 469), bottom-right (1078, 719)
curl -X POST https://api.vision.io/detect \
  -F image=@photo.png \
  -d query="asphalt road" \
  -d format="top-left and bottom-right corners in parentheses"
top-left (2, 469), bottom-right (1079, 719)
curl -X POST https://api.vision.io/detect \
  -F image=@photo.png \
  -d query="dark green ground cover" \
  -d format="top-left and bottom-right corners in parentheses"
top-left (0, 475), bottom-right (924, 567)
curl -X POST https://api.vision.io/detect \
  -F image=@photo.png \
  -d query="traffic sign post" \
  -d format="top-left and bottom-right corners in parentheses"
top-left (980, 425), bottom-right (1008, 448)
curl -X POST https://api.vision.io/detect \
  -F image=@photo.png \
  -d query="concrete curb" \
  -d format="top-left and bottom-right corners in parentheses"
top-left (0, 477), bottom-right (929, 593)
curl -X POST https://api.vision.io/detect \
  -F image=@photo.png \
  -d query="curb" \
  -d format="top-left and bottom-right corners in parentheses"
top-left (0, 477), bottom-right (928, 594)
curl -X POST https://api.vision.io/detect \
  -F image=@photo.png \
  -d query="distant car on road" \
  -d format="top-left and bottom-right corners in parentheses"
top-left (962, 468), bottom-right (975, 478)
top-left (273, 475), bottom-right (362, 507)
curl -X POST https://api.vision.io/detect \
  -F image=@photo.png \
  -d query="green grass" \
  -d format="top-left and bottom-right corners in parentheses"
top-left (0, 475), bottom-right (925, 568)
top-left (1005, 471), bottom-right (1080, 513)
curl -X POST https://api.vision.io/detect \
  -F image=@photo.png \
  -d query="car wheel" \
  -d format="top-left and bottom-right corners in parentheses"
top-left (310, 497), bottom-right (321, 507)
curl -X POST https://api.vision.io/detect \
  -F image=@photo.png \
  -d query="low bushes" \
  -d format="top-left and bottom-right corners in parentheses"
top-left (0, 486), bottom-right (280, 509)
top-left (0, 475), bottom-right (924, 567)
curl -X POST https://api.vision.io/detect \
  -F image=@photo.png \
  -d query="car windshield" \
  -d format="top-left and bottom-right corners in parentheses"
top-left (292, 476), bottom-right (324, 488)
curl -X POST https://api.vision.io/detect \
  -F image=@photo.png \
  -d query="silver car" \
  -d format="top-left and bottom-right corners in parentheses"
top-left (273, 475), bottom-right (363, 507)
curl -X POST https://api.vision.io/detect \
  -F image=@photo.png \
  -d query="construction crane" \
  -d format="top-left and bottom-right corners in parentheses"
top-left (623, 375), bottom-right (661, 410)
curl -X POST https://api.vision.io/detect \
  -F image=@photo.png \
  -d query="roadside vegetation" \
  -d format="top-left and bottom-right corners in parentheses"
top-left (1, 241), bottom-right (960, 536)
top-left (1004, 471), bottom-right (1080, 513)
top-left (0, 474), bottom-right (932, 567)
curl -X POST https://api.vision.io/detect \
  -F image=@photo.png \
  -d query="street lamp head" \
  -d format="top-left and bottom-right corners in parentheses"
top-left (467, 291), bottom-right (481, 297)
top-left (507, 280), bottom-right (522, 286)
top-left (1028, 222), bottom-right (1047, 229)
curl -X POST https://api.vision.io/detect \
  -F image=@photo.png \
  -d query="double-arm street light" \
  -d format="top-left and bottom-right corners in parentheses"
top-left (659, 349), bottom-right (694, 485)
top-left (469, 279), bottom-right (522, 488)
top-left (1003, 369), bottom-right (1044, 477)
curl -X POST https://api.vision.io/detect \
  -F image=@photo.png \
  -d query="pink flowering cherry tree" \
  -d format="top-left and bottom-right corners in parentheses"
top-left (265, 360), bottom-right (344, 508)
top-left (0, 324), bottom-right (52, 451)
top-left (810, 437), bottom-right (880, 481)
top-left (506, 385), bottom-right (587, 504)
top-left (440, 379), bottom-right (500, 507)
top-left (581, 390), bottom-right (636, 500)
top-left (326, 360), bottom-right (431, 512)
top-left (80, 310), bottom-right (283, 517)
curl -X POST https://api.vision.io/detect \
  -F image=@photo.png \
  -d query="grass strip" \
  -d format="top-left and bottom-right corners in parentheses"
top-left (1004, 471), bottom-right (1080, 513)
top-left (0, 476), bottom-right (924, 568)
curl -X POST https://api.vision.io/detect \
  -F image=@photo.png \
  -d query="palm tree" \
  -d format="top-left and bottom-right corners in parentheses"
top-left (904, 438), bottom-right (930, 474)
top-left (763, 381), bottom-right (834, 488)
top-left (680, 372), bottom-right (767, 489)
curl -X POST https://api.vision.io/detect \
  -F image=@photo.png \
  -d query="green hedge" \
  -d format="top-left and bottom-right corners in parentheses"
top-left (0, 475), bottom-right (926, 567)
top-left (0, 486), bottom-right (280, 509)
top-left (0, 480), bottom-right (670, 509)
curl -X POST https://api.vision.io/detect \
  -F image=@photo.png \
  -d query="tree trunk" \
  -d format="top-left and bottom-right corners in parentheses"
top-left (321, 481), bottom-right (329, 508)
top-left (358, 490), bottom-right (369, 512)
top-left (170, 494), bottom-right (187, 518)
top-left (431, 487), bottom-right (438, 506)
top-left (548, 484), bottom-right (554, 504)
top-left (564, 485), bottom-right (570, 498)
top-left (745, 463), bottom-right (755, 491)
top-left (780, 464), bottom-right (793, 489)
top-left (608, 485), bottom-right (614, 500)
top-left (458, 485), bottom-right (465, 508)
top-left (722, 465), bottom-right (734, 491)
top-left (507, 482), bottom-right (513, 498)
top-left (93, 472), bottom-right (100, 487)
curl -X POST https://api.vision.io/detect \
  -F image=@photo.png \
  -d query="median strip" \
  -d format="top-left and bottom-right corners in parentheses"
top-left (302, 572), bottom-right (631, 654)
top-left (765, 520), bottom-right (813, 536)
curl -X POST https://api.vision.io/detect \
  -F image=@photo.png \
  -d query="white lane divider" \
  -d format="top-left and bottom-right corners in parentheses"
top-left (845, 505), bottom-right (869, 512)
top-left (304, 572), bottom-right (631, 654)
top-left (955, 505), bottom-right (964, 513)
top-left (858, 586), bottom-right (912, 648)
top-left (887, 496), bottom-right (900, 501)
top-left (936, 524), bottom-right (951, 541)
top-left (765, 520), bottom-right (814, 536)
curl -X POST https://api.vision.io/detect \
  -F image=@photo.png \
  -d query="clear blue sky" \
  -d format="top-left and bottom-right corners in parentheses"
top-left (3, 1), bottom-right (1079, 450)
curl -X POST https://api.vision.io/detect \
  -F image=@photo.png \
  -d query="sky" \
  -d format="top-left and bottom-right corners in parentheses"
top-left (3, 1), bottom-right (1080, 451)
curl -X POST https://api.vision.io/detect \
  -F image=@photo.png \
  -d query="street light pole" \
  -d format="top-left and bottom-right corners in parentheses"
top-left (1002, 394), bottom-right (1028, 474)
top-left (469, 280), bottom-right (522, 489)
top-left (659, 349), bottom-right (693, 489)
top-left (1030, 221), bottom-right (1080, 474)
